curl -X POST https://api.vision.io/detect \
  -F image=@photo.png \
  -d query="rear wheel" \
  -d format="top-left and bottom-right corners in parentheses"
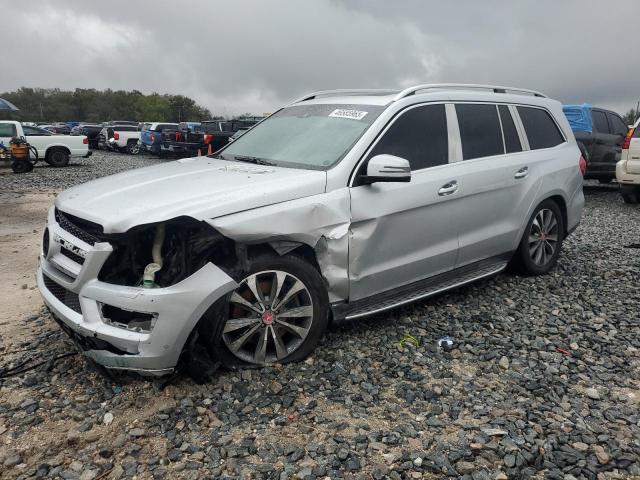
top-left (46, 149), bottom-right (69, 167)
top-left (512, 200), bottom-right (564, 275)
top-left (621, 190), bottom-right (639, 204)
top-left (204, 254), bottom-right (329, 368)
top-left (126, 141), bottom-right (140, 155)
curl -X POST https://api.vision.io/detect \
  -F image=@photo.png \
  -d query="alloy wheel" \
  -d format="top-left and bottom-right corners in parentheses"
top-left (223, 270), bottom-right (314, 365)
top-left (528, 208), bottom-right (558, 266)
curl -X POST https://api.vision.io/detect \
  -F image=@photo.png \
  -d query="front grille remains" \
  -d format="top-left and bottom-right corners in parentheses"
top-left (55, 209), bottom-right (102, 246)
top-left (43, 273), bottom-right (81, 314)
top-left (60, 246), bottom-right (85, 265)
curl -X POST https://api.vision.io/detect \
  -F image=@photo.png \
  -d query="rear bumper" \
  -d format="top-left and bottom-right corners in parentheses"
top-left (617, 160), bottom-right (640, 186)
top-left (140, 142), bottom-right (160, 154)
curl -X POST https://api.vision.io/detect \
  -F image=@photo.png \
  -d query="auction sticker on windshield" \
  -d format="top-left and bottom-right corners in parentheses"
top-left (329, 109), bottom-right (368, 120)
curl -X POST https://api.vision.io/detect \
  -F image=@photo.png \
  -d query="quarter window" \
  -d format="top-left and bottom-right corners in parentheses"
top-left (517, 106), bottom-right (565, 150)
top-left (498, 105), bottom-right (522, 153)
top-left (0, 123), bottom-right (17, 137)
top-left (456, 104), bottom-right (504, 160)
top-left (368, 104), bottom-right (448, 171)
top-left (592, 111), bottom-right (609, 133)
top-left (607, 114), bottom-right (627, 136)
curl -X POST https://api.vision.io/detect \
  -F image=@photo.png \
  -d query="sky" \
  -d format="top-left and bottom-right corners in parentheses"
top-left (1, 0), bottom-right (639, 116)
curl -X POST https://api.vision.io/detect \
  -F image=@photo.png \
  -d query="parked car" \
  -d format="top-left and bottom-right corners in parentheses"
top-left (228, 128), bottom-right (249, 143)
top-left (106, 120), bottom-right (138, 127)
top-left (139, 122), bottom-right (179, 155)
top-left (71, 124), bottom-right (102, 149)
top-left (563, 104), bottom-right (627, 183)
top-left (0, 121), bottom-right (91, 166)
top-left (43, 123), bottom-right (72, 135)
top-left (616, 118), bottom-right (640, 203)
top-left (37, 84), bottom-right (583, 375)
top-left (98, 125), bottom-right (141, 154)
top-left (161, 118), bottom-right (264, 158)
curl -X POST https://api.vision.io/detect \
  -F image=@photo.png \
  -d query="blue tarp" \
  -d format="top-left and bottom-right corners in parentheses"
top-left (563, 104), bottom-right (592, 133)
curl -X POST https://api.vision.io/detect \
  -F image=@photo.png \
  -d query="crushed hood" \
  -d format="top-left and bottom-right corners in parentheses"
top-left (55, 157), bottom-right (327, 233)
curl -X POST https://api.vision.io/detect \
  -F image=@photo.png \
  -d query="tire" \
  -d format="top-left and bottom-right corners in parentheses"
top-left (126, 141), bottom-right (140, 155)
top-left (46, 149), bottom-right (69, 167)
top-left (512, 199), bottom-right (564, 275)
top-left (202, 253), bottom-right (329, 368)
top-left (11, 160), bottom-right (33, 174)
top-left (622, 192), bottom-right (639, 204)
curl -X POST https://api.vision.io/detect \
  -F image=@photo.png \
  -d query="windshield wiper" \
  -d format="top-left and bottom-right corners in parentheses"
top-left (232, 155), bottom-right (276, 166)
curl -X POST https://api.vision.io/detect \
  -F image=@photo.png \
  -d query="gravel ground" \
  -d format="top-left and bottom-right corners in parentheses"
top-left (0, 150), bottom-right (164, 192)
top-left (0, 154), bottom-right (639, 480)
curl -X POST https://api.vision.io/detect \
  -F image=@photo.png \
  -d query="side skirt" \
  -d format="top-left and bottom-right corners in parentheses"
top-left (331, 254), bottom-right (512, 322)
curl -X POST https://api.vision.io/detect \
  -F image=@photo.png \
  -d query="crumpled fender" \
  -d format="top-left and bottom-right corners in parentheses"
top-left (207, 188), bottom-right (351, 302)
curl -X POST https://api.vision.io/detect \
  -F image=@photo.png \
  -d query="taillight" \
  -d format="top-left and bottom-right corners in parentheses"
top-left (579, 155), bottom-right (587, 176)
top-left (150, 133), bottom-right (155, 142)
top-left (82, 137), bottom-right (88, 144)
top-left (622, 128), bottom-right (635, 150)
top-left (176, 132), bottom-right (182, 141)
top-left (113, 132), bottom-right (120, 140)
top-left (204, 134), bottom-right (213, 144)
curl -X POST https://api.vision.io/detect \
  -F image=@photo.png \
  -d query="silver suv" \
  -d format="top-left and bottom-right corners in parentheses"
top-left (37, 84), bottom-right (584, 375)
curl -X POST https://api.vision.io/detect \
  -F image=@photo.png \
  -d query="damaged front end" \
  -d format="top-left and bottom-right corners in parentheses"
top-left (37, 209), bottom-right (238, 376)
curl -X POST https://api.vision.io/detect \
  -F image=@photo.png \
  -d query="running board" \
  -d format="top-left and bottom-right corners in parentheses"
top-left (331, 256), bottom-right (510, 321)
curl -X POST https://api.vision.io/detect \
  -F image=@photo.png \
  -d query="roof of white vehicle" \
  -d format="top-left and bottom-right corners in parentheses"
top-left (291, 84), bottom-right (553, 108)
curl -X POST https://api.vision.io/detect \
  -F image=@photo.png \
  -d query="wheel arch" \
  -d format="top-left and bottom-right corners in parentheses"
top-left (45, 145), bottom-right (71, 158)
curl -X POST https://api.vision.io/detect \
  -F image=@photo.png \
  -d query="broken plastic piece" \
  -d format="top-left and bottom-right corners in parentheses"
top-left (437, 335), bottom-right (454, 351)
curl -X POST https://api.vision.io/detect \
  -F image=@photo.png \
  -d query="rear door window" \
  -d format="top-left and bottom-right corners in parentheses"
top-left (498, 105), bottom-right (522, 153)
top-left (607, 114), bottom-right (627, 136)
top-left (368, 104), bottom-right (448, 171)
top-left (592, 111), bottom-right (610, 133)
top-left (456, 104), bottom-right (504, 160)
top-left (517, 106), bottom-right (565, 150)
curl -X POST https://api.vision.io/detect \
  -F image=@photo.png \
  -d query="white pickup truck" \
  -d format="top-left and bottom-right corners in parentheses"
top-left (0, 121), bottom-right (91, 167)
top-left (98, 125), bottom-right (141, 154)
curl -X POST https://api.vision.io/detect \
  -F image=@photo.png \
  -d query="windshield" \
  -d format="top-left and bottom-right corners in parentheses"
top-left (218, 103), bottom-right (383, 170)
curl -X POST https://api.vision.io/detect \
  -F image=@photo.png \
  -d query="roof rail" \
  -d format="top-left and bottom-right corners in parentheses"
top-left (393, 83), bottom-right (547, 101)
top-left (290, 89), bottom-right (398, 105)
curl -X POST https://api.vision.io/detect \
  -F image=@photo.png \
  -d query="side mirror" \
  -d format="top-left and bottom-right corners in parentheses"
top-left (360, 154), bottom-right (411, 184)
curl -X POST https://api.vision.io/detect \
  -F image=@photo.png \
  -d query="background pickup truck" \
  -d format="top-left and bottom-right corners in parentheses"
top-left (564, 105), bottom-right (628, 183)
top-left (98, 125), bottom-right (141, 154)
top-left (161, 117), bottom-right (264, 158)
top-left (0, 120), bottom-right (91, 167)
top-left (139, 122), bottom-right (179, 156)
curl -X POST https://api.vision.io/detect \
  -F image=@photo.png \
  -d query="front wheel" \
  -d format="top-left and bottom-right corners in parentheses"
top-left (204, 254), bottom-right (329, 368)
top-left (512, 200), bottom-right (564, 275)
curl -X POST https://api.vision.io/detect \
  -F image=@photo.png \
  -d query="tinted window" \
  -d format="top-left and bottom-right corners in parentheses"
top-left (0, 123), bottom-right (17, 137)
top-left (592, 111), bottom-right (609, 133)
top-left (456, 104), bottom-right (504, 160)
top-left (634, 126), bottom-right (640, 138)
top-left (369, 104), bottom-right (448, 170)
top-left (498, 105), bottom-right (522, 153)
top-left (517, 107), bottom-right (565, 150)
top-left (607, 114), bottom-right (627, 136)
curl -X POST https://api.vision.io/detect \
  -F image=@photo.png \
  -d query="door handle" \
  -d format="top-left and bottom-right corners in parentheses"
top-left (514, 166), bottom-right (529, 179)
top-left (438, 181), bottom-right (458, 196)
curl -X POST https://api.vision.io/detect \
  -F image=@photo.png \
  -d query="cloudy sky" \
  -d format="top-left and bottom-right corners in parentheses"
top-left (2, 0), bottom-right (639, 116)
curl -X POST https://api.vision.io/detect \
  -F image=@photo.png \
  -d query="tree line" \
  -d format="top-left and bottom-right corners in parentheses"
top-left (0, 88), bottom-right (213, 123)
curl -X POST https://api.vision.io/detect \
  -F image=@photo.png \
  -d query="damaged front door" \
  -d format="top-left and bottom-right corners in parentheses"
top-left (348, 103), bottom-right (459, 301)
